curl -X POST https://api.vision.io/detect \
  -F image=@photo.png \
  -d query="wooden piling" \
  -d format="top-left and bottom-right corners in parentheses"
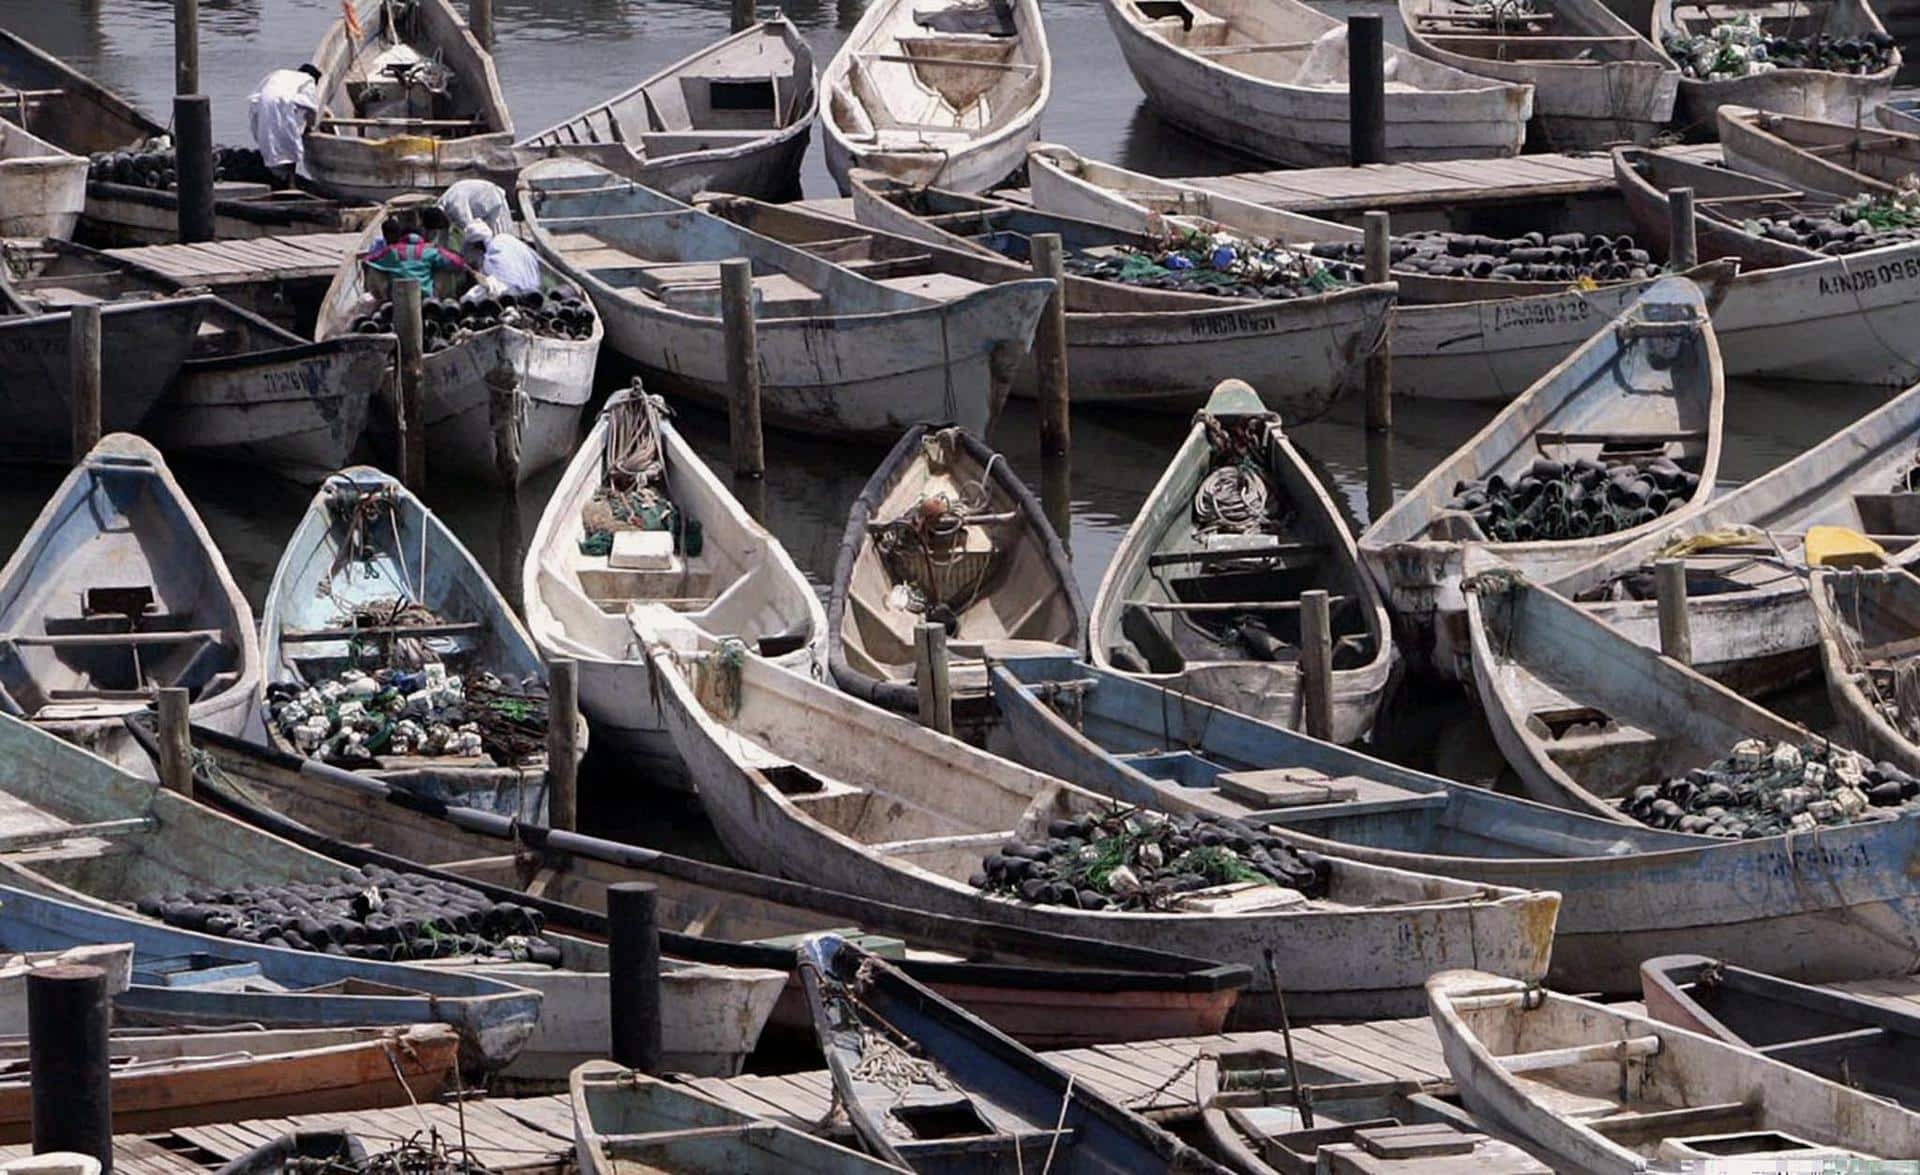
top-left (608, 882), bottom-right (663, 1074)
top-left (1668, 187), bottom-right (1698, 271)
top-left (470, 0), bottom-right (495, 50)
top-left (1030, 232), bottom-right (1071, 459)
top-left (731, 0), bottom-right (757, 32)
top-left (1365, 429), bottom-right (1395, 528)
top-left (174, 95), bottom-right (215, 244)
top-left (1363, 210), bottom-right (1392, 432)
top-left (69, 303), bottom-right (101, 466)
top-left (394, 277), bottom-right (427, 490)
top-left (174, 0), bottom-right (199, 96)
top-left (1656, 558), bottom-right (1692, 664)
top-left (546, 657), bottom-right (579, 832)
top-left (1348, 15), bottom-right (1386, 166)
top-left (721, 259), bottom-right (765, 480)
top-left (1041, 453), bottom-right (1072, 556)
top-left (29, 964), bottom-right (112, 1172)
top-left (913, 622), bottom-right (954, 737)
top-left (1299, 590), bottom-right (1334, 742)
top-left (157, 687), bottom-right (194, 799)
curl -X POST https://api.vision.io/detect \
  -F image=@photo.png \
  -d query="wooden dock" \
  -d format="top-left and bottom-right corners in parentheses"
top-left (105, 233), bottom-right (360, 288)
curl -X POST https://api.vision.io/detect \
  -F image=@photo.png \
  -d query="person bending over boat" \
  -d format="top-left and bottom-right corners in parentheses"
top-left (460, 222), bottom-right (544, 297)
top-left (360, 216), bottom-right (468, 300)
top-left (247, 64), bottom-right (322, 188)
top-left (439, 180), bottom-right (514, 242)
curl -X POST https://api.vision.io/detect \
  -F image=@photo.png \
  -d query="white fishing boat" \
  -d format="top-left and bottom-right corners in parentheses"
top-left (519, 158), bottom-right (1050, 440)
top-left (1654, 0), bottom-right (1897, 127)
top-left (1402, 0), bottom-right (1678, 148)
top-left (649, 630), bottom-right (1559, 1023)
top-left (0, 117), bottom-right (85, 239)
top-left (1811, 566), bottom-right (1920, 776)
top-left (516, 19), bottom-right (817, 202)
top-left (822, 0), bottom-right (1050, 194)
top-left (1428, 970), bottom-right (1920, 1174)
top-left (1718, 103), bottom-right (1920, 197)
top-left (314, 198), bottom-right (601, 486)
top-left (1091, 380), bottom-right (1395, 744)
top-left (1359, 275), bottom-right (1723, 677)
top-left (1103, 0), bottom-right (1532, 167)
top-left (305, 0), bottom-right (516, 201)
top-left (0, 434), bottom-right (259, 770)
top-left (524, 387), bottom-right (825, 783)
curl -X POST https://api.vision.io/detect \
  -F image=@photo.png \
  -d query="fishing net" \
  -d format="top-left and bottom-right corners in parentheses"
top-left (871, 428), bottom-right (1006, 626)
top-left (581, 386), bottom-right (698, 557)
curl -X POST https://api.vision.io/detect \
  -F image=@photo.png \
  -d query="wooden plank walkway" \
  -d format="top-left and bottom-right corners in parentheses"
top-left (103, 232), bottom-right (360, 288)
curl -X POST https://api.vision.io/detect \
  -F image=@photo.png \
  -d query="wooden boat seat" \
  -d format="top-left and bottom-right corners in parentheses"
top-left (877, 271), bottom-right (990, 299)
top-left (5, 628), bottom-right (222, 649)
top-left (1148, 542), bottom-right (1327, 568)
top-left (1535, 429), bottom-right (1706, 449)
top-left (280, 621), bottom-right (483, 644)
top-left (1139, 595), bottom-right (1346, 613)
top-left (1586, 1102), bottom-right (1754, 1146)
top-left (1496, 1034), bottom-right (1660, 1074)
top-left (1756, 1025), bottom-right (1887, 1064)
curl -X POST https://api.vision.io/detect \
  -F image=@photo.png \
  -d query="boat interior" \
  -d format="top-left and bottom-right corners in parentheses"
top-left (832, 0), bottom-right (1042, 148)
top-left (1735, 110), bottom-right (1920, 187)
top-left (1646, 958), bottom-right (1920, 1106)
top-left (0, 450), bottom-right (247, 725)
top-left (0, 31), bottom-right (160, 154)
top-left (0, 114), bottom-right (68, 165)
top-left (704, 196), bottom-right (1005, 306)
top-left (1619, 148), bottom-right (1834, 266)
top-left (1443, 979), bottom-right (1904, 1164)
top-left (1404, 0), bottom-right (1666, 66)
top-left (1669, 0), bottom-right (1878, 48)
top-left (843, 427), bottom-right (1079, 696)
top-left (521, 23), bottom-right (814, 162)
top-left (317, 0), bottom-right (506, 142)
top-left (527, 170), bottom-right (940, 319)
top-left (540, 391), bottom-right (819, 665)
top-left (1819, 566), bottom-right (1920, 735)
top-left (1121, 0), bottom-right (1491, 91)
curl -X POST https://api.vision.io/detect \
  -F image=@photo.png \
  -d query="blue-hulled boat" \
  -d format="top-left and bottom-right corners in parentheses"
top-left (797, 933), bottom-right (1227, 1174)
top-left (990, 652), bottom-right (1920, 993)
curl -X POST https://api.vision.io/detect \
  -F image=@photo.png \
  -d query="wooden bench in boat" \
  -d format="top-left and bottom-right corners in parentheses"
top-left (1137, 595), bottom-right (1349, 613)
top-left (280, 621), bottom-right (484, 643)
top-left (1534, 428), bottom-right (1706, 449)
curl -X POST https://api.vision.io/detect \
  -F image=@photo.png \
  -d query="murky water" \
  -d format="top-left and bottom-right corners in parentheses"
top-left (0, 1), bottom-right (1894, 617)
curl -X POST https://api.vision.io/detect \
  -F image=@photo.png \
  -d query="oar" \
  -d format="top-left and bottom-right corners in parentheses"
top-left (1263, 947), bottom-right (1312, 1129)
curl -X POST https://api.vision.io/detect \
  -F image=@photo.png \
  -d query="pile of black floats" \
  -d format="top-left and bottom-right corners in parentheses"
top-left (1447, 455), bottom-right (1698, 542)
top-left (87, 143), bottom-right (277, 190)
top-left (1617, 739), bottom-right (1919, 838)
top-left (1665, 16), bottom-right (1896, 81)
top-left (136, 864), bottom-right (562, 964)
top-left (1065, 229), bottom-right (1353, 300)
top-left (347, 290), bottom-right (595, 352)
top-left (1309, 230), bottom-right (1654, 283)
top-left (1742, 190), bottom-right (1920, 256)
top-left (971, 809), bottom-right (1330, 912)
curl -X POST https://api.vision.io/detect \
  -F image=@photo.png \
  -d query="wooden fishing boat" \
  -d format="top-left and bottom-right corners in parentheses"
top-left (993, 651), bottom-right (1920, 991)
top-left (1878, 96), bottom-right (1920, 132)
top-left (163, 717), bottom-right (1253, 1051)
top-left (798, 934), bottom-right (1227, 1173)
top-left (1103, 0), bottom-right (1532, 167)
top-left (1551, 355), bottom-right (1920, 696)
top-left (652, 631), bottom-right (1558, 1023)
top-left (1359, 274), bottom-right (1722, 677)
top-left (0, 945), bottom-right (133, 1034)
top-left (0, 117), bottom-right (85, 239)
top-left (305, 0), bottom-right (516, 201)
top-left (262, 467), bottom-right (576, 816)
top-left (525, 387), bottom-right (824, 783)
top-left (572, 1062), bottom-right (907, 1174)
top-left (517, 19), bottom-right (816, 202)
top-left (829, 423), bottom-right (1083, 720)
top-left (1653, 0), bottom-right (1897, 127)
top-left (520, 158), bottom-right (1049, 440)
top-left (1614, 145), bottom-right (1920, 387)
top-left (1427, 969), bottom-right (1920, 1174)
top-left (849, 170), bottom-right (1395, 417)
top-left (0, 434), bottom-right (257, 769)
top-left (1717, 104), bottom-right (1920, 197)
top-left (822, 0), bottom-right (1050, 194)
top-left (3, 238), bottom-right (387, 480)
top-left (82, 182), bottom-right (380, 249)
top-left (0, 1024), bottom-right (459, 1143)
top-left (315, 198), bottom-right (600, 486)
top-left (1091, 380), bottom-right (1392, 743)
top-left (1402, 0), bottom-right (1678, 148)
top-left (1024, 143), bottom-right (1738, 403)
top-left (1810, 566), bottom-right (1920, 776)
top-left (1198, 1047), bottom-right (1548, 1174)
top-left (1641, 955), bottom-right (1920, 1108)
top-left (0, 28), bottom-right (163, 156)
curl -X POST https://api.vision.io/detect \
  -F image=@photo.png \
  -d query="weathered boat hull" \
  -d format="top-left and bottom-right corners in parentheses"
top-left (81, 181), bottom-right (378, 247)
top-left (1811, 567), bottom-right (1920, 777)
top-left (0, 29), bottom-right (164, 156)
top-left (1715, 105), bottom-right (1913, 198)
top-left (147, 335), bottom-right (387, 481)
top-left (0, 119), bottom-right (87, 239)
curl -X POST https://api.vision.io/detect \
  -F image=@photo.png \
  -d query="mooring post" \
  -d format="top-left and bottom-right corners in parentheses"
top-left (546, 657), bottom-right (578, 832)
top-left (1365, 429), bottom-right (1395, 529)
top-left (174, 94), bottom-right (216, 244)
top-left (470, 0), bottom-right (495, 50)
top-left (394, 277), bottom-right (427, 490)
top-left (608, 882), bottom-right (663, 1074)
top-left (1655, 558), bottom-right (1692, 664)
top-left (29, 964), bottom-right (112, 1171)
top-left (731, 0), bottom-right (757, 32)
top-left (69, 303), bottom-right (101, 465)
top-left (1363, 210), bottom-right (1392, 433)
top-left (1348, 15), bottom-right (1386, 166)
top-left (1668, 187), bottom-right (1698, 271)
top-left (1041, 453), bottom-right (1072, 556)
top-left (913, 622), bottom-right (954, 737)
top-left (158, 687), bottom-right (194, 799)
top-left (174, 0), bottom-right (199, 96)
top-left (721, 259), bottom-right (765, 480)
top-left (1299, 590), bottom-right (1334, 742)
top-left (1030, 232), bottom-right (1071, 459)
